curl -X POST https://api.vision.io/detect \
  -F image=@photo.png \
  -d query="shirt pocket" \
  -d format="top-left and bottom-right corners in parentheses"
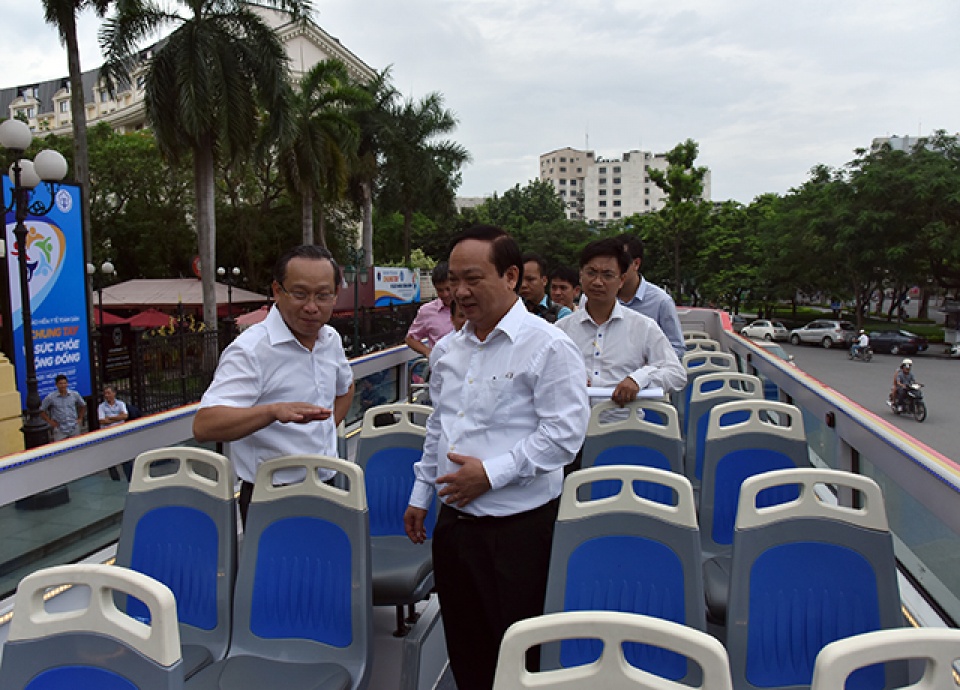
top-left (469, 376), bottom-right (513, 427)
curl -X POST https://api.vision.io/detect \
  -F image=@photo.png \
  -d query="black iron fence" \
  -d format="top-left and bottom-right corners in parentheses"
top-left (92, 304), bottom-right (420, 417)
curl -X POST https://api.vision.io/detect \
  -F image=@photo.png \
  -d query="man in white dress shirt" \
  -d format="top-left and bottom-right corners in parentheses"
top-left (194, 245), bottom-right (355, 524)
top-left (557, 237), bottom-right (687, 405)
top-left (404, 225), bottom-right (589, 690)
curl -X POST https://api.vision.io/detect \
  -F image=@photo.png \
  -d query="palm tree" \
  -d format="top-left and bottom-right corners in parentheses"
top-left (348, 68), bottom-right (399, 267)
top-left (279, 59), bottom-right (368, 247)
top-left (379, 92), bottom-right (470, 264)
top-left (42, 0), bottom-right (111, 303)
top-left (100, 0), bottom-right (310, 328)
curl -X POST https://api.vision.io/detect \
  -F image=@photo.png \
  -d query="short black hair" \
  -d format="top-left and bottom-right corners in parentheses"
top-left (448, 225), bottom-right (523, 292)
top-left (521, 252), bottom-right (547, 279)
top-left (431, 261), bottom-right (449, 285)
top-left (273, 245), bottom-right (342, 287)
top-left (580, 237), bottom-right (630, 275)
top-left (618, 233), bottom-right (644, 265)
top-left (549, 265), bottom-right (579, 287)
top-left (55, 374), bottom-right (67, 383)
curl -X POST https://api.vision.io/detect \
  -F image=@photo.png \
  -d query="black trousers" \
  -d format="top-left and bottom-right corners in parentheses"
top-left (432, 499), bottom-right (559, 690)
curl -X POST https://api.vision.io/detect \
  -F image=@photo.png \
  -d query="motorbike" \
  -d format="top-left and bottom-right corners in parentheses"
top-left (887, 383), bottom-right (926, 422)
top-left (848, 346), bottom-right (873, 362)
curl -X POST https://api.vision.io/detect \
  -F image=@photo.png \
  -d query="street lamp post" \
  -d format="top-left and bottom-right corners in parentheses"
top-left (343, 247), bottom-right (366, 357)
top-left (217, 266), bottom-right (240, 339)
top-left (1, 119), bottom-right (69, 449)
top-left (87, 260), bottom-right (116, 329)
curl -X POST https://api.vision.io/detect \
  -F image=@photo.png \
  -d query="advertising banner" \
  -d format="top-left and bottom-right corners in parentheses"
top-left (3, 178), bottom-right (92, 406)
top-left (373, 267), bottom-right (420, 306)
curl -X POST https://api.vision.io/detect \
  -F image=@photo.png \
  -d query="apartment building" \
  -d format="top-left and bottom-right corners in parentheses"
top-left (1, 6), bottom-right (373, 137)
top-left (539, 146), bottom-right (712, 222)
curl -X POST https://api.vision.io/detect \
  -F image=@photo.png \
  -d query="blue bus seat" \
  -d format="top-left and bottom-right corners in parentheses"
top-left (543, 466), bottom-right (705, 684)
top-left (115, 447), bottom-right (236, 680)
top-left (726, 469), bottom-right (905, 690)
top-left (494, 611), bottom-right (732, 690)
top-left (699, 399), bottom-right (807, 561)
top-left (675, 352), bottom-right (737, 430)
top-left (581, 400), bottom-right (682, 504)
top-left (355, 403), bottom-right (435, 636)
top-left (186, 455), bottom-right (372, 690)
top-left (684, 373), bottom-right (763, 488)
top-left (0, 563), bottom-right (184, 690)
top-left (685, 338), bottom-right (722, 354)
top-left (812, 627), bottom-right (960, 690)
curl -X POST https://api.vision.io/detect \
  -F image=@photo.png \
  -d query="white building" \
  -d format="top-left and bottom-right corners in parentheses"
top-left (539, 146), bottom-right (711, 223)
top-left (1, 6), bottom-right (373, 136)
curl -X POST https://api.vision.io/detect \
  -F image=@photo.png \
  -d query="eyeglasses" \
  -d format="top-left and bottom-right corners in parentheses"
top-left (277, 283), bottom-right (337, 305)
top-left (581, 267), bottom-right (621, 283)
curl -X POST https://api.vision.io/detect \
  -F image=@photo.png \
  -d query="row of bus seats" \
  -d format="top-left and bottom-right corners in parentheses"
top-left (491, 611), bottom-right (960, 690)
top-left (540, 466), bottom-right (908, 689)
top-left (0, 453), bottom-right (374, 690)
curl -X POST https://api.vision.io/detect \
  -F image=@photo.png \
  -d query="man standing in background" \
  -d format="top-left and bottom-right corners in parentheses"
top-left (405, 262), bottom-right (454, 358)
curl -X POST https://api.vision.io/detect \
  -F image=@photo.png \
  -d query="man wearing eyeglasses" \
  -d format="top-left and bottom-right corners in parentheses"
top-left (556, 238), bottom-right (686, 407)
top-left (194, 245), bottom-right (355, 523)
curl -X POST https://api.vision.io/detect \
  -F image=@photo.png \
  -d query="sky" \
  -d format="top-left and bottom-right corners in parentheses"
top-left (4, 0), bottom-right (959, 204)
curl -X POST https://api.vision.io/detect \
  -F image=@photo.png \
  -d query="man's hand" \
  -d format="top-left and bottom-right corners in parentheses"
top-left (436, 452), bottom-right (492, 507)
top-left (404, 506), bottom-right (429, 544)
top-left (611, 377), bottom-right (641, 407)
top-left (272, 402), bottom-right (332, 424)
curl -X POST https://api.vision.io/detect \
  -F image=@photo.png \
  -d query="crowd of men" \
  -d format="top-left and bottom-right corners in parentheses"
top-left (195, 227), bottom-right (689, 690)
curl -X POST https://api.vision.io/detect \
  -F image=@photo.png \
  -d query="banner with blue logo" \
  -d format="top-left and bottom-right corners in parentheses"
top-left (3, 178), bottom-right (92, 406)
top-left (374, 267), bottom-right (421, 306)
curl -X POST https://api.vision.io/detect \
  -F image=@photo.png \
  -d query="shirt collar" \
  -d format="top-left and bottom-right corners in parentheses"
top-left (264, 304), bottom-right (327, 350)
top-left (465, 297), bottom-right (525, 344)
top-left (581, 300), bottom-right (625, 327)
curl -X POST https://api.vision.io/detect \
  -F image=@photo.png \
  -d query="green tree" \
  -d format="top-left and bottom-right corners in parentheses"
top-left (379, 92), bottom-right (470, 264)
top-left (279, 58), bottom-right (368, 247)
top-left (475, 179), bottom-right (565, 232)
top-left (42, 0), bottom-right (111, 293)
top-left (100, 0), bottom-right (310, 328)
top-left (648, 139), bottom-right (709, 299)
top-left (696, 200), bottom-right (761, 311)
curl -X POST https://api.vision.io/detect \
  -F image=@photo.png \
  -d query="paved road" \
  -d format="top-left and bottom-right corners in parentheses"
top-left (780, 341), bottom-right (960, 462)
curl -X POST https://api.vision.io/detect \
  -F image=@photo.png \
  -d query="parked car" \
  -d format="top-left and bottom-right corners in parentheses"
top-left (789, 320), bottom-right (857, 348)
top-left (740, 320), bottom-right (789, 341)
top-left (868, 330), bottom-right (929, 355)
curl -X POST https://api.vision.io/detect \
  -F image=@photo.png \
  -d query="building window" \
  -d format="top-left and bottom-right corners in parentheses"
top-left (613, 212), bottom-right (621, 218)
top-left (599, 167), bottom-right (607, 173)
top-left (577, 167), bottom-right (582, 173)
top-left (549, 168), bottom-right (553, 174)
top-left (558, 179), bottom-right (566, 185)
top-left (59, 101), bottom-right (70, 113)
top-left (599, 189), bottom-right (606, 196)
top-left (613, 177), bottom-right (621, 184)
top-left (559, 166), bottom-right (566, 172)
top-left (599, 201), bottom-right (607, 207)
top-left (560, 157), bottom-right (566, 162)
top-left (645, 176), bottom-right (650, 183)
top-left (613, 200), bottom-right (621, 207)
top-left (599, 178), bottom-right (606, 185)
top-left (644, 165), bottom-right (649, 171)
top-left (644, 200), bottom-right (650, 206)
top-left (100, 90), bottom-right (110, 102)
top-left (613, 166), bottom-right (621, 173)
top-left (599, 212), bottom-right (607, 218)
top-left (645, 188), bottom-right (650, 194)
top-left (570, 179), bottom-right (577, 186)
top-left (613, 189), bottom-right (621, 195)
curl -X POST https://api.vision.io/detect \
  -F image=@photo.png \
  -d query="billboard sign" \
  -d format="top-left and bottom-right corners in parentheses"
top-left (3, 178), bottom-right (92, 406)
top-left (374, 267), bottom-right (420, 306)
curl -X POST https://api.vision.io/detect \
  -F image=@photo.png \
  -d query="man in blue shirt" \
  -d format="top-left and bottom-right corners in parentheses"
top-left (617, 234), bottom-right (685, 361)
top-left (40, 374), bottom-right (86, 442)
top-left (519, 252), bottom-right (572, 323)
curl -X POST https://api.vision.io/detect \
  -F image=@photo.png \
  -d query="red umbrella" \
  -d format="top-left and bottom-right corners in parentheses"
top-left (235, 305), bottom-right (271, 327)
top-left (94, 306), bottom-right (126, 325)
top-left (125, 308), bottom-right (175, 329)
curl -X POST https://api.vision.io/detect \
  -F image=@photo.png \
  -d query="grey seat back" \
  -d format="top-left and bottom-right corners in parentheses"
top-left (495, 612), bottom-right (732, 690)
top-left (115, 447), bottom-right (236, 677)
top-left (676, 352), bottom-right (737, 428)
top-left (229, 455), bottom-right (372, 690)
top-left (1, 564), bottom-right (183, 690)
top-left (685, 338), bottom-right (722, 354)
top-left (581, 400), bottom-right (682, 503)
top-left (699, 399), bottom-right (807, 557)
top-left (726, 469), bottom-right (905, 690)
top-left (544, 466), bottom-right (704, 684)
top-left (684, 373), bottom-right (763, 486)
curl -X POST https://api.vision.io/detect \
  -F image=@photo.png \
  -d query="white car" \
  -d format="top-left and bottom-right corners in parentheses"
top-left (740, 320), bottom-right (789, 341)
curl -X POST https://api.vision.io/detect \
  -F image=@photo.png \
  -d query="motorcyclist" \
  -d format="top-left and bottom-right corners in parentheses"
top-left (851, 329), bottom-right (869, 358)
top-left (892, 358), bottom-right (916, 412)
